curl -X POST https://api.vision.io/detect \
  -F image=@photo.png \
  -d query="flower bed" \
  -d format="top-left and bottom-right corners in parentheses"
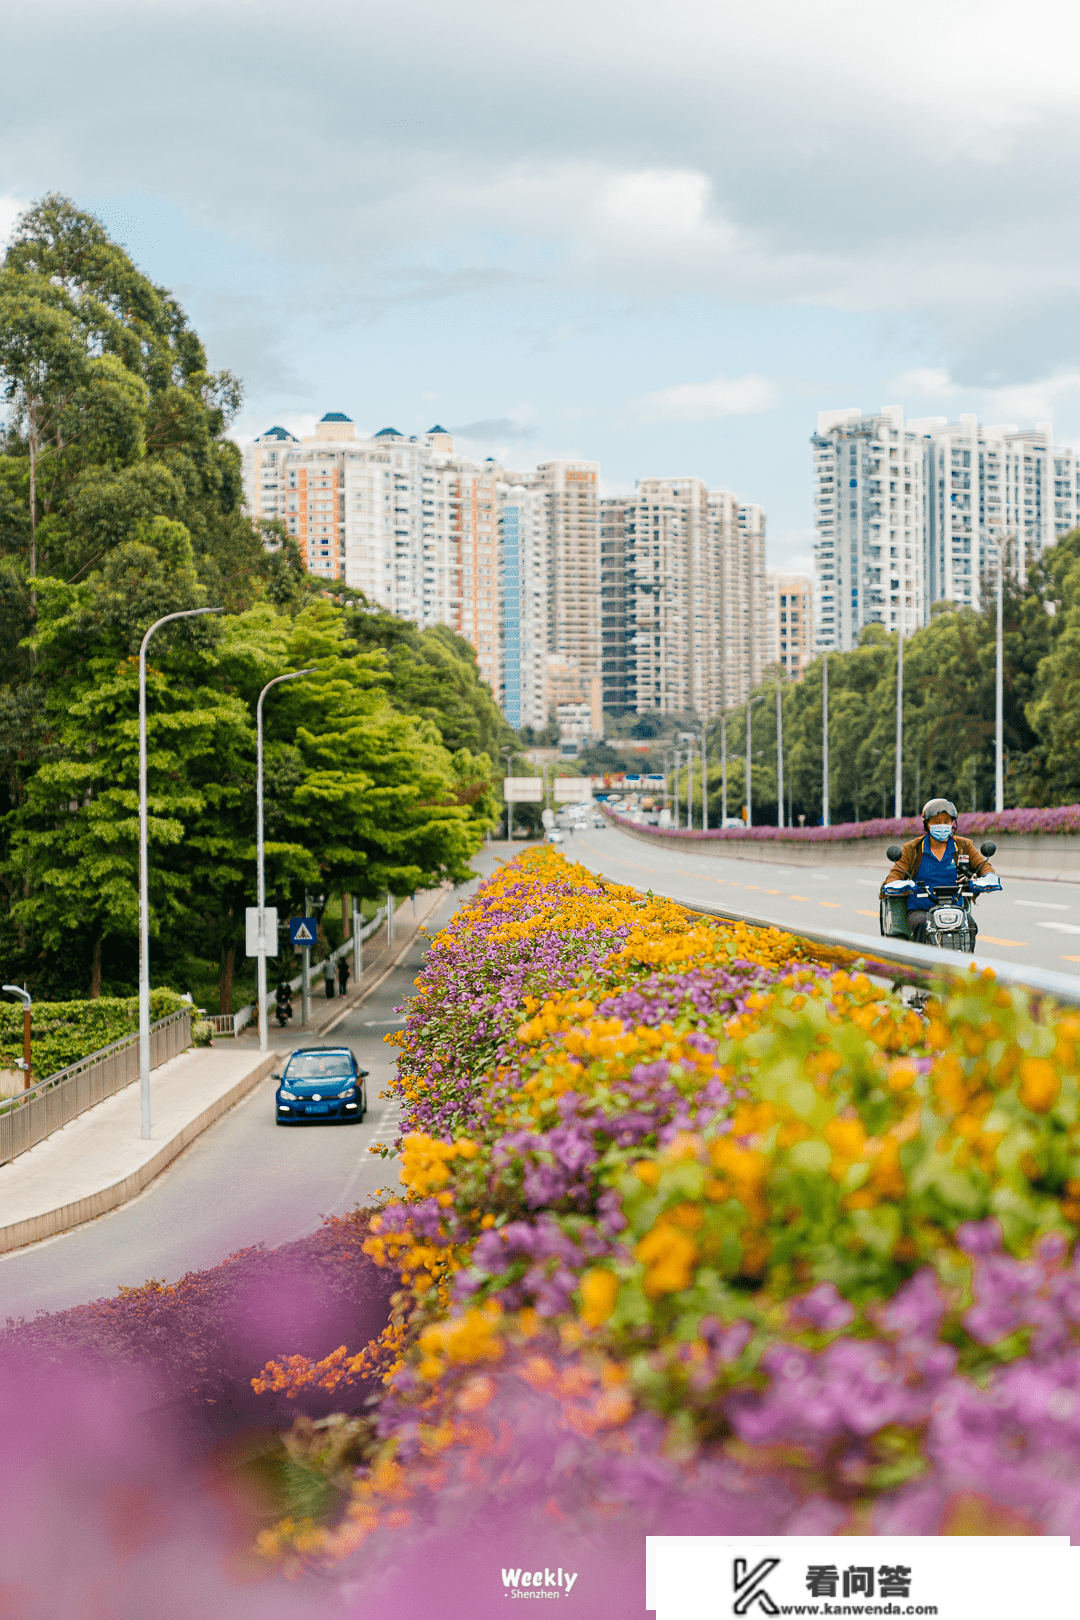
top-left (251, 847), bottom-right (1080, 1589)
top-left (610, 802), bottom-right (1080, 843)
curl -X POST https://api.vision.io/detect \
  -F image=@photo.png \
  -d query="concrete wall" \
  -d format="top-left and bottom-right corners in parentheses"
top-left (606, 815), bottom-right (1080, 884)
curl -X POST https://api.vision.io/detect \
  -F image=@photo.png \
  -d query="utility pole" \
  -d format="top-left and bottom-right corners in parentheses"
top-left (822, 651), bottom-right (830, 828)
top-left (501, 746), bottom-right (516, 843)
top-left (701, 722), bottom-right (708, 831)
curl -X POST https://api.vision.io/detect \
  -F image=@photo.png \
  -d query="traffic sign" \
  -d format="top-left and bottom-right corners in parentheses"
top-left (289, 916), bottom-right (317, 946)
top-left (245, 906), bottom-right (279, 956)
top-left (503, 776), bottom-right (543, 802)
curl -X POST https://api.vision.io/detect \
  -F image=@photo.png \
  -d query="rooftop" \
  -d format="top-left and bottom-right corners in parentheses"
top-left (320, 412), bottom-right (352, 423)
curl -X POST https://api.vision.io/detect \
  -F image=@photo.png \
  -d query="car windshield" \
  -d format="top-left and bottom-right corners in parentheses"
top-left (285, 1052), bottom-right (353, 1080)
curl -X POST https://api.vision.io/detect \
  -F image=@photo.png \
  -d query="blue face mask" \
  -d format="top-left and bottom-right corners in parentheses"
top-left (928, 823), bottom-right (952, 843)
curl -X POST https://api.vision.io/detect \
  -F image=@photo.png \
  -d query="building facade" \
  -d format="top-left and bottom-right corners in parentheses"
top-left (242, 419), bottom-right (767, 730)
top-left (812, 407), bottom-right (1080, 652)
top-left (599, 480), bottom-right (766, 718)
top-left (765, 570), bottom-right (815, 678)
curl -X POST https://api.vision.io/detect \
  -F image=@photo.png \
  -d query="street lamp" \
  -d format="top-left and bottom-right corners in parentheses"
top-left (894, 618), bottom-right (905, 818)
top-left (821, 650), bottom-right (830, 828)
top-left (2, 985), bottom-right (31, 1089)
top-left (139, 606), bottom-right (222, 1140)
top-left (994, 531), bottom-right (1009, 812)
top-left (775, 676), bottom-right (784, 830)
top-left (257, 669), bottom-right (315, 1051)
top-left (678, 733), bottom-right (697, 829)
top-left (501, 747), bottom-right (517, 843)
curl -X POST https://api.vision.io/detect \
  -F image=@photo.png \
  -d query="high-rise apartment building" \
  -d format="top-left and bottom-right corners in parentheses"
top-left (765, 571), bottom-right (814, 678)
top-left (499, 485), bottom-right (548, 732)
top-left (812, 407), bottom-right (1080, 652)
top-left (600, 480), bottom-right (766, 717)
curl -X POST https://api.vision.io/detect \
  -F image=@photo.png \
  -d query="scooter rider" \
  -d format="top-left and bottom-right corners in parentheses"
top-left (881, 798), bottom-right (997, 945)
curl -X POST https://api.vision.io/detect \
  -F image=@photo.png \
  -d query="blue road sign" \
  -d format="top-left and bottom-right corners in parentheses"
top-left (289, 916), bottom-right (317, 946)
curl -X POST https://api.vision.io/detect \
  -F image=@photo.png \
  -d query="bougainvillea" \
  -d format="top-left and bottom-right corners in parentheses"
top-left (253, 848), bottom-right (1080, 1581)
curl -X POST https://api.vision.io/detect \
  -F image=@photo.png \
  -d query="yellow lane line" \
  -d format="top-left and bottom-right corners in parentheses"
top-left (819, 901), bottom-right (842, 909)
top-left (789, 895), bottom-right (810, 902)
top-left (765, 888), bottom-right (781, 895)
top-left (1062, 956), bottom-right (1080, 963)
top-left (979, 935), bottom-right (1026, 947)
top-left (855, 909), bottom-right (878, 917)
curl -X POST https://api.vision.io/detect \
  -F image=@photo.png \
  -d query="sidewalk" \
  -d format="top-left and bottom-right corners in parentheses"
top-left (0, 885), bottom-right (449, 1255)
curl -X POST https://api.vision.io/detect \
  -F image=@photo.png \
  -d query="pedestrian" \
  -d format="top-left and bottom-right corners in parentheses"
top-left (338, 956), bottom-right (350, 997)
top-left (323, 957), bottom-right (335, 999)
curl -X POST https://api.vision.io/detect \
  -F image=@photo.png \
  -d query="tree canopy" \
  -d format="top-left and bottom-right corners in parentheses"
top-left (0, 197), bottom-right (504, 1005)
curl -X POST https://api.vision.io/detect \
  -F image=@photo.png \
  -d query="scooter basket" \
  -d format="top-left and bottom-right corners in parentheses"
top-left (880, 894), bottom-right (911, 940)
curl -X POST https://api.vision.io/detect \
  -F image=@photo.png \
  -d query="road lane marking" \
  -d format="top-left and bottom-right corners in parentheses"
top-left (819, 901), bottom-right (842, 909)
top-left (789, 894), bottom-right (810, 901)
top-left (855, 909), bottom-right (878, 917)
top-left (1062, 956), bottom-right (1080, 963)
top-left (765, 889), bottom-right (781, 894)
top-left (1039, 922), bottom-right (1080, 934)
top-left (979, 936), bottom-right (1026, 947)
top-left (1016, 899), bottom-right (1069, 910)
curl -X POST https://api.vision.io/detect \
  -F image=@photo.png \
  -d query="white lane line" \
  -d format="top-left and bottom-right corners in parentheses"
top-left (1039, 921), bottom-right (1080, 934)
top-left (1017, 899), bottom-right (1070, 910)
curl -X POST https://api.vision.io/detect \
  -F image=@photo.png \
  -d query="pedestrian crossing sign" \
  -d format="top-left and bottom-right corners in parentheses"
top-left (289, 916), bottom-right (317, 946)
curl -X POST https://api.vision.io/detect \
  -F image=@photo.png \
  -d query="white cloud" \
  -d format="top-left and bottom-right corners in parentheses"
top-left (891, 368), bottom-right (957, 399)
top-left (635, 372), bottom-right (781, 422)
top-left (0, 195), bottom-right (30, 251)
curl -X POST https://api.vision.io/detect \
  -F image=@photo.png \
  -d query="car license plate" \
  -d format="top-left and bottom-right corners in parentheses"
top-left (308, 1103), bottom-right (330, 1115)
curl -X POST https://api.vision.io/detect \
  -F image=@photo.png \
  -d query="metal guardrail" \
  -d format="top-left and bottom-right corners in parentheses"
top-left (671, 894), bottom-right (1080, 1008)
top-left (0, 1008), bottom-right (192, 1169)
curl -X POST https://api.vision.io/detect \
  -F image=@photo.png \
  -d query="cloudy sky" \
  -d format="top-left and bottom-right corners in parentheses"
top-left (4, 0), bottom-right (1080, 570)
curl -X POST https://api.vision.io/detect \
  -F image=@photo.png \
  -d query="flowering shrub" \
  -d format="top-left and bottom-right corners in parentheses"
top-left (609, 802), bottom-right (1080, 843)
top-left (253, 848), bottom-right (1080, 1578)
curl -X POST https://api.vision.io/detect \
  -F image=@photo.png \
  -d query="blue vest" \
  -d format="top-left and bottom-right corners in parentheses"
top-left (910, 833), bottom-right (956, 911)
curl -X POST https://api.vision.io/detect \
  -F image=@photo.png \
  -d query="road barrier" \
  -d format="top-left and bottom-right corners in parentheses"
top-left (672, 892), bottom-right (1080, 1007)
top-left (0, 1008), bottom-right (192, 1169)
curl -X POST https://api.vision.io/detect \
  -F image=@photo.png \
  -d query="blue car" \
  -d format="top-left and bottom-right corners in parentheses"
top-left (273, 1046), bottom-right (368, 1125)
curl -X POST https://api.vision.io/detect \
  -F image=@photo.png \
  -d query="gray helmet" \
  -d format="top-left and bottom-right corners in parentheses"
top-left (921, 797), bottom-right (957, 830)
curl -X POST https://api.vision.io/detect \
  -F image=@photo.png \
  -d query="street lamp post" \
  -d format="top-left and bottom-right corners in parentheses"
top-left (775, 678), bottom-right (784, 829)
top-left (721, 712), bottom-right (728, 827)
top-left (139, 606), bottom-right (222, 1140)
top-left (700, 724), bottom-right (708, 832)
top-left (894, 620), bottom-right (904, 818)
top-left (679, 733), bottom-right (697, 829)
top-left (501, 748), bottom-right (517, 843)
top-left (821, 651), bottom-right (830, 828)
top-left (745, 695), bottom-right (753, 828)
top-left (2, 985), bottom-right (31, 1089)
top-left (995, 533), bottom-right (1006, 813)
top-left (257, 669), bottom-right (315, 1052)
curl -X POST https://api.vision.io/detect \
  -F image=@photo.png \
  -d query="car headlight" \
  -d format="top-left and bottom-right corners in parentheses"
top-left (279, 1088), bottom-right (298, 1101)
top-left (339, 1085), bottom-right (357, 1098)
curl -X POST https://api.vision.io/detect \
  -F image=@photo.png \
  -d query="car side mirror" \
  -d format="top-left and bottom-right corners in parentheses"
top-left (980, 840), bottom-right (997, 857)
top-left (270, 1070), bottom-right (282, 1081)
top-left (886, 845), bottom-right (903, 861)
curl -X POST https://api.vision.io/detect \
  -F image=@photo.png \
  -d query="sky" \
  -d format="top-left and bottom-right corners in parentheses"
top-left (4, 0), bottom-right (1080, 574)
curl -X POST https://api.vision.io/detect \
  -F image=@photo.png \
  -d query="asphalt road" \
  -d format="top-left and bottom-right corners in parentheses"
top-left (0, 879), bottom-right (485, 1322)
top-left (561, 822), bottom-right (1080, 981)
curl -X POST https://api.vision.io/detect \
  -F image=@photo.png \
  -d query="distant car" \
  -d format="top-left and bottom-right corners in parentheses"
top-left (274, 1046), bottom-right (368, 1125)
top-left (547, 829), bottom-right (565, 843)
top-left (592, 815), bottom-right (606, 828)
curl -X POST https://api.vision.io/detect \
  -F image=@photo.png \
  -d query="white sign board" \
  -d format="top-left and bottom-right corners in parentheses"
top-left (646, 1536), bottom-right (1079, 1620)
top-left (503, 776), bottom-right (543, 802)
top-left (554, 778), bottom-right (592, 803)
top-left (245, 906), bottom-right (278, 957)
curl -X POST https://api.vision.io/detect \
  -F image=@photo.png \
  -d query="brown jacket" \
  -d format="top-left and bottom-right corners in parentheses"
top-left (882, 834), bottom-right (995, 893)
